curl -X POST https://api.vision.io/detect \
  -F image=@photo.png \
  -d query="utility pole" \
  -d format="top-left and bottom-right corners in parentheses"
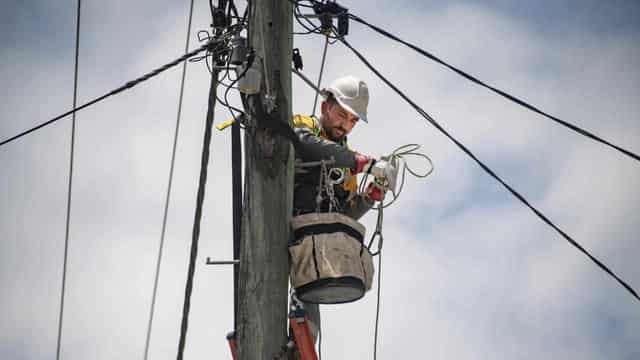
top-left (237, 1), bottom-right (293, 359)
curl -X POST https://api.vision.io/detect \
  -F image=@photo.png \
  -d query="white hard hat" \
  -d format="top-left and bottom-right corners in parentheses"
top-left (325, 75), bottom-right (369, 123)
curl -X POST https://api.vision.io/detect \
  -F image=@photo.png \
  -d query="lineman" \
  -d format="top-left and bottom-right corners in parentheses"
top-left (293, 75), bottom-right (384, 217)
top-left (291, 75), bottom-right (385, 343)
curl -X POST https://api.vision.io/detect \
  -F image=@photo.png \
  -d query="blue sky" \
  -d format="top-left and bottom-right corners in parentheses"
top-left (1, 1), bottom-right (639, 359)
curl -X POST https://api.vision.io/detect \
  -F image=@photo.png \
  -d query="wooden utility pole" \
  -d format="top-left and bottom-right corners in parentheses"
top-left (237, 1), bottom-right (293, 359)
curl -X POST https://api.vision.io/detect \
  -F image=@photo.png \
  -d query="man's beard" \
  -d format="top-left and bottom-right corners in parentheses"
top-left (326, 127), bottom-right (346, 142)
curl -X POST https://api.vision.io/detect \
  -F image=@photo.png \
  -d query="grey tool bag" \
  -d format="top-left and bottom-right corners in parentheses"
top-left (289, 212), bottom-right (374, 304)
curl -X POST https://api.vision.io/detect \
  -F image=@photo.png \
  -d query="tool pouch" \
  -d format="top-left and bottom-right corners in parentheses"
top-left (289, 212), bottom-right (374, 304)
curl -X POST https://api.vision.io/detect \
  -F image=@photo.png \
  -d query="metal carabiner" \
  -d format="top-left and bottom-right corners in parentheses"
top-left (327, 168), bottom-right (344, 186)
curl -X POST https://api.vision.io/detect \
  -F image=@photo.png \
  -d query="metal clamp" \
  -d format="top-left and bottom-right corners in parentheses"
top-left (205, 257), bottom-right (240, 265)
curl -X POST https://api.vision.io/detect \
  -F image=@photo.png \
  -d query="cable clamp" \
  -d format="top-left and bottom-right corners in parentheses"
top-left (205, 258), bottom-right (240, 265)
top-left (293, 48), bottom-right (304, 71)
top-left (311, 1), bottom-right (350, 36)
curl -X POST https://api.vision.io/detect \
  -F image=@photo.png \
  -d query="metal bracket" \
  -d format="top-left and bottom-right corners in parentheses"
top-left (205, 257), bottom-right (240, 265)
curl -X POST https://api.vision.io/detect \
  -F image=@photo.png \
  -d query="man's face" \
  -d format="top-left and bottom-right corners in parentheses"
top-left (320, 100), bottom-right (359, 141)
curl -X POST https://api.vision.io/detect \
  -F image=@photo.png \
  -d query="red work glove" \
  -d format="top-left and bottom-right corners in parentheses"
top-left (366, 182), bottom-right (385, 202)
top-left (354, 153), bottom-right (374, 174)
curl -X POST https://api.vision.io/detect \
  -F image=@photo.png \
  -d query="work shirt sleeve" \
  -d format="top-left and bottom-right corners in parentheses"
top-left (294, 127), bottom-right (357, 169)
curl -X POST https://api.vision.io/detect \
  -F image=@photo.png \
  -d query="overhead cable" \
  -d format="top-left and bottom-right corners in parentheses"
top-left (373, 235), bottom-right (383, 360)
top-left (312, 35), bottom-right (330, 116)
top-left (293, 67), bottom-right (324, 95)
top-left (56, 1), bottom-right (81, 359)
top-left (0, 41), bottom-right (218, 148)
top-left (176, 68), bottom-right (219, 360)
top-left (337, 35), bottom-right (640, 303)
top-left (143, 1), bottom-right (195, 359)
top-left (174, 0), bottom-right (246, 352)
top-left (348, 14), bottom-right (640, 163)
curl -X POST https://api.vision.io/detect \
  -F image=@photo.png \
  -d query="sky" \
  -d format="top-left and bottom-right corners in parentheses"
top-left (1, 0), bottom-right (639, 359)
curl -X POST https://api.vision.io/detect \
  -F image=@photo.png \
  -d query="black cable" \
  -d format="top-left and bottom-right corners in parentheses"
top-left (219, 48), bottom-right (256, 122)
top-left (290, 0), bottom-right (341, 40)
top-left (0, 41), bottom-right (214, 148)
top-left (373, 242), bottom-right (382, 360)
top-left (312, 35), bottom-right (329, 115)
top-left (337, 35), bottom-right (640, 303)
top-left (292, 0), bottom-right (318, 9)
top-left (229, 0), bottom-right (239, 19)
top-left (290, 0), bottom-right (323, 35)
top-left (318, 322), bottom-right (322, 360)
top-left (176, 67), bottom-right (219, 360)
top-left (241, 1), bottom-right (249, 23)
top-left (294, 6), bottom-right (322, 34)
top-left (56, 1), bottom-right (81, 359)
top-left (143, 1), bottom-right (195, 359)
top-left (214, 53), bottom-right (245, 116)
top-left (348, 14), bottom-right (640, 163)
top-left (231, 103), bottom-right (242, 331)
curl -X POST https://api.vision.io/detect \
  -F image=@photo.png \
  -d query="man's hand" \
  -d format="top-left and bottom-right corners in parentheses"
top-left (369, 157), bottom-right (400, 193)
top-left (354, 153), bottom-right (375, 174)
top-left (365, 182), bottom-right (386, 202)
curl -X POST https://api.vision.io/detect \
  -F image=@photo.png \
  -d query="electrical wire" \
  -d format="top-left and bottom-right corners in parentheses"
top-left (219, 47), bottom-right (256, 126)
top-left (337, 33), bottom-right (640, 303)
top-left (176, 2), bottom-right (251, 357)
top-left (373, 230), bottom-right (383, 360)
top-left (358, 144), bottom-right (434, 211)
top-left (348, 13), bottom-right (640, 163)
top-left (312, 34), bottom-right (329, 116)
top-left (318, 322), bottom-right (322, 360)
top-left (142, 1), bottom-right (195, 359)
top-left (290, 0), bottom-right (341, 39)
top-left (0, 41), bottom-right (217, 148)
top-left (356, 142), bottom-right (434, 359)
top-left (176, 66), bottom-right (219, 360)
top-left (190, 23), bottom-right (247, 120)
top-left (56, 1), bottom-right (81, 359)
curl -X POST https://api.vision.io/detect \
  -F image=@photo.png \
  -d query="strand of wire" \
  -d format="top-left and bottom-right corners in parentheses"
top-left (176, 2), bottom-right (249, 357)
top-left (56, 1), bottom-right (81, 359)
top-left (357, 144), bottom-right (434, 211)
top-left (318, 322), bottom-right (322, 360)
top-left (337, 33), bottom-right (640, 303)
top-left (312, 34), bottom-right (330, 116)
top-left (191, 25), bottom-right (251, 124)
top-left (143, 1), bottom-right (195, 359)
top-left (218, 43), bottom-right (256, 126)
top-left (347, 13), bottom-right (640, 163)
top-left (290, 0), bottom-right (342, 39)
top-left (176, 67), bottom-right (219, 360)
top-left (373, 218), bottom-right (383, 360)
top-left (383, 144), bottom-right (434, 209)
top-left (0, 40), bottom-right (219, 148)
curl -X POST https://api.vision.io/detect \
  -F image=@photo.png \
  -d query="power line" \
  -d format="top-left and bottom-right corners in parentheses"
top-left (312, 34), bottom-right (329, 116)
top-left (0, 41), bottom-right (216, 148)
top-left (142, 0), bottom-right (195, 359)
top-left (175, 53), bottom-right (219, 360)
top-left (347, 13), bottom-right (640, 163)
top-left (56, 1), bottom-right (81, 359)
top-left (336, 34), bottom-right (640, 303)
top-left (373, 244), bottom-right (382, 360)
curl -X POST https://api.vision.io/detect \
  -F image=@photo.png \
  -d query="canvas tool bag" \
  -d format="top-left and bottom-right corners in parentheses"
top-left (289, 212), bottom-right (374, 304)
